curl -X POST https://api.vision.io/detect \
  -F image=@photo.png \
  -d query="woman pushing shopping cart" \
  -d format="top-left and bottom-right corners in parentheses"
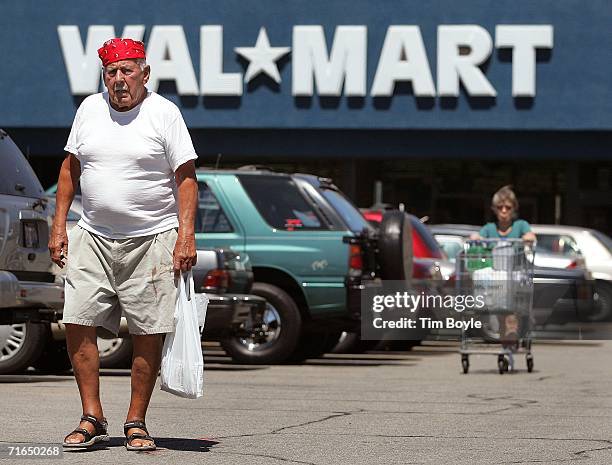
top-left (458, 185), bottom-right (536, 374)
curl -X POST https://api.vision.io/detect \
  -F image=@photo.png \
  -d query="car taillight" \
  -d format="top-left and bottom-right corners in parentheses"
top-left (412, 262), bottom-right (431, 279)
top-left (203, 269), bottom-right (230, 292)
top-left (349, 244), bottom-right (363, 272)
top-left (566, 260), bottom-right (578, 269)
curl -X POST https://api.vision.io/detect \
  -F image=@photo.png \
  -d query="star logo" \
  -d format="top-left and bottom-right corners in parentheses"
top-left (234, 27), bottom-right (291, 84)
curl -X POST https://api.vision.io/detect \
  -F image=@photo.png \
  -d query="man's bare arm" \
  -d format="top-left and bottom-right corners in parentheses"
top-left (48, 153), bottom-right (80, 268)
top-left (173, 160), bottom-right (199, 273)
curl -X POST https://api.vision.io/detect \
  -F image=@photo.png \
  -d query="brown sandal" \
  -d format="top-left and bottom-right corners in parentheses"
top-left (63, 414), bottom-right (109, 448)
top-left (124, 420), bottom-right (156, 451)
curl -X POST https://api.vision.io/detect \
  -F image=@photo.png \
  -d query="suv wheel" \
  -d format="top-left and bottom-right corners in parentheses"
top-left (378, 211), bottom-right (413, 282)
top-left (0, 322), bottom-right (47, 374)
top-left (221, 282), bottom-right (301, 364)
top-left (98, 337), bottom-right (133, 368)
top-left (587, 281), bottom-right (612, 322)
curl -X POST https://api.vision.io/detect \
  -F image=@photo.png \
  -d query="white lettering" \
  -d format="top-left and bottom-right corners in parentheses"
top-left (292, 25), bottom-right (367, 97)
top-left (146, 26), bottom-right (199, 95)
top-left (371, 26), bottom-right (435, 97)
top-left (446, 318), bottom-right (483, 330)
top-left (495, 25), bottom-right (553, 97)
top-left (200, 25), bottom-right (243, 96)
top-left (437, 25), bottom-right (496, 97)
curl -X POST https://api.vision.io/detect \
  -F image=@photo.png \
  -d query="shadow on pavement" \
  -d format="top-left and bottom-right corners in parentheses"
top-left (298, 359), bottom-right (415, 367)
top-left (156, 437), bottom-right (218, 451)
top-left (64, 437), bottom-right (218, 453)
top-left (0, 375), bottom-right (72, 383)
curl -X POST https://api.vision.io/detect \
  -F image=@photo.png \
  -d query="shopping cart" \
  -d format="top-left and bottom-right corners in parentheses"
top-left (456, 239), bottom-right (535, 374)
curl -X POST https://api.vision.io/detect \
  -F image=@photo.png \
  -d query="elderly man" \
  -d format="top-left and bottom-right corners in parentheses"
top-left (50, 38), bottom-right (198, 451)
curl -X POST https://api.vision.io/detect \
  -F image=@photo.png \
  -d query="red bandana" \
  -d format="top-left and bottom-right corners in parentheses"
top-left (97, 38), bottom-right (146, 67)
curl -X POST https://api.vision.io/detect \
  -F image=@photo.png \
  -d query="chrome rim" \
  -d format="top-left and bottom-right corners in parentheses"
top-left (237, 303), bottom-right (282, 352)
top-left (589, 287), bottom-right (611, 321)
top-left (0, 324), bottom-right (27, 362)
top-left (98, 337), bottom-right (124, 358)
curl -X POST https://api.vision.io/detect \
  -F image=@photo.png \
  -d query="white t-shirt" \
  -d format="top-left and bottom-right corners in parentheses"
top-left (64, 91), bottom-right (197, 239)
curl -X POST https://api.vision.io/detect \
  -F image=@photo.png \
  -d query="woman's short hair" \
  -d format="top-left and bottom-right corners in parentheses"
top-left (491, 185), bottom-right (519, 217)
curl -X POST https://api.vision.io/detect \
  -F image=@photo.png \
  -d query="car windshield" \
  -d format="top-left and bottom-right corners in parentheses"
top-left (320, 188), bottom-right (372, 233)
top-left (239, 175), bottom-right (327, 230)
top-left (592, 230), bottom-right (612, 254)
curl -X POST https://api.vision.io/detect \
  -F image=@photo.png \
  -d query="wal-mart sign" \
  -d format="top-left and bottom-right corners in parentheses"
top-left (2, 0), bottom-right (612, 130)
top-left (60, 25), bottom-right (552, 98)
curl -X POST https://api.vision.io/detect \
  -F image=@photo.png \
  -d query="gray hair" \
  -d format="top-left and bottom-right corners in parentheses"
top-left (102, 58), bottom-right (147, 73)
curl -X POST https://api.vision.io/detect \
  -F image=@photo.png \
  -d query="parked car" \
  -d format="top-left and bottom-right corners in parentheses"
top-left (429, 224), bottom-right (597, 330)
top-left (363, 208), bottom-right (454, 281)
top-left (194, 168), bottom-right (411, 363)
top-left (294, 177), bottom-right (426, 352)
top-left (530, 225), bottom-right (612, 321)
top-left (43, 188), bottom-right (267, 369)
top-left (45, 183), bottom-right (82, 216)
top-left (431, 224), bottom-right (588, 271)
top-left (0, 129), bottom-right (64, 374)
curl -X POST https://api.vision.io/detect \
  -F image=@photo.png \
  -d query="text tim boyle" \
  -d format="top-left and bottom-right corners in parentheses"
top-left (372, 317), bottom-right (483, 330)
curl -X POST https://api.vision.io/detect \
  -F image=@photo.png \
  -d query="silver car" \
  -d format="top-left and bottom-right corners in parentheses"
top-left (0, 129), bottom-right (64, 374)
top-left (531, 225), bottom-right (612, 321)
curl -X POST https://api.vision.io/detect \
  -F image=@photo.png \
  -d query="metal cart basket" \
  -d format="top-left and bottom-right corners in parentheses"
top-left (456, 239), bottom-right (535, 374)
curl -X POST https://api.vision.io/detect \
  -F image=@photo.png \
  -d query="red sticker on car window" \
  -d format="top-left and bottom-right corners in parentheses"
top-left (285, 219), bottom-right (303, 230)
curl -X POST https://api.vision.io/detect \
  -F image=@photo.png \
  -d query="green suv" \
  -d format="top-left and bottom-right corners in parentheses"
top-left (195, 167), bottom-right (412, 363)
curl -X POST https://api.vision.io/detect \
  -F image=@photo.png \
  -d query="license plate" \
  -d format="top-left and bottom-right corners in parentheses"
top-left (22, 221), bottom-right (39, 248)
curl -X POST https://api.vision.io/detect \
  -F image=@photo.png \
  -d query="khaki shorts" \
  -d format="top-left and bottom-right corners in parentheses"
top-left (62, 226), bottom-right (178, 335)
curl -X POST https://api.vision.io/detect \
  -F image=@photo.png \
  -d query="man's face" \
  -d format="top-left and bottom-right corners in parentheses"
top-left (103, 59), bottom-right (150, 111)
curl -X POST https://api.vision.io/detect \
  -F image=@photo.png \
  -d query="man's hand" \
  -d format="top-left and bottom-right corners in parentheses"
top-left (173, 230), bottom-right (197, 276)
top-left (49, 224), bottom-right (69, 268)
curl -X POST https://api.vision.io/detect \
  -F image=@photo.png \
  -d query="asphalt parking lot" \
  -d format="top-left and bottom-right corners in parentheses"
top-left (1, 341), bottom-right (612, 465)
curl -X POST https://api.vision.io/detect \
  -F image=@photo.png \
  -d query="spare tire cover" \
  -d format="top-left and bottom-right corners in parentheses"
top-left (378, 211), bottom-right (413, 284)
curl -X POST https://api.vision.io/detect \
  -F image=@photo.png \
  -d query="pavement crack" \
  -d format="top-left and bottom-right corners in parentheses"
top-left (270, 410), bottom-right (356, 434)
top-left (467, 393), bottom-right (538, 414)
top-left (213, 410), bottom-right (360, 441)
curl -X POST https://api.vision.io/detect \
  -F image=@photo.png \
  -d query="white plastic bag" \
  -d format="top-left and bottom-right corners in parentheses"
top-left (160, 270), bottom-right (207, 399)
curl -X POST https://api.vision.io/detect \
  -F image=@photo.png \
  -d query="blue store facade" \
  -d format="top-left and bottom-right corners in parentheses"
top-left (1, 1), bottom-right (611, 232)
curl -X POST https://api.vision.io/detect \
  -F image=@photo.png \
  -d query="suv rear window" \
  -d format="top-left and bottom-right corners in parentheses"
top-left (239, 175), bottom-right (326, 230)
top-left (319, 188), bottom-right (371, 233)
top-left (197, 182), bottom-right (233, 233)
top-left (0, 131), bottom-right (44, 198)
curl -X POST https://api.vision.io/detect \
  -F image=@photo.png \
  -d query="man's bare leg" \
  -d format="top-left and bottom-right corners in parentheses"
top-left (125, 334), bottom-right (163, 448)
top-left (64, 324), bottom-right (105, 443)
